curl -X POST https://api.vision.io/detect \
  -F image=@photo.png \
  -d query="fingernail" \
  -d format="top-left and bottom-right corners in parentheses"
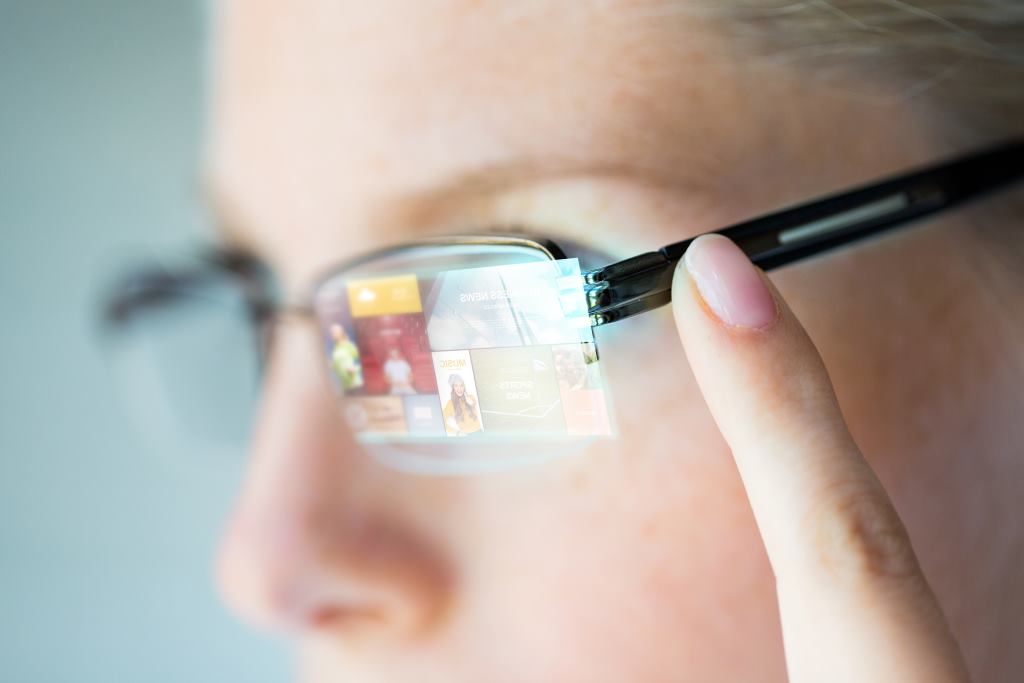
top-left (683, 234), bottom-right (777, 329)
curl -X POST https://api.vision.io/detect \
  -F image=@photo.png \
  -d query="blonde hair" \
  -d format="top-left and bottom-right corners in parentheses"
top-left (694, 1), bottom-right (1024, 141)
top-left (662, 1), bottom-right (1024, 274)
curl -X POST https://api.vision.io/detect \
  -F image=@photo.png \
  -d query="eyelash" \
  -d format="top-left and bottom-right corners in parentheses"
top-left (554, 237), bottom-right (616, 271)
top-left (470, 224), bottom-right (616, 271)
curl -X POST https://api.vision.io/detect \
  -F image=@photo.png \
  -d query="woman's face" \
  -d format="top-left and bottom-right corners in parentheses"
top-left (453, 382), bottom-right (465, 398)
top-left (209, 2), bottom-right (1021, 681)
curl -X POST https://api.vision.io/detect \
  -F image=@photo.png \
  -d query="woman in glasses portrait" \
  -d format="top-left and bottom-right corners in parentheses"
top-left (107, 1), bottom-right (1024, 681)
top-left (442, 373), bottom-right (482, 437)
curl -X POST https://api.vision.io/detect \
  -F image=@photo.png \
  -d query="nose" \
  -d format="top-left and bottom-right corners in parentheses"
top-left (217, 322), bottom-right (451, 639)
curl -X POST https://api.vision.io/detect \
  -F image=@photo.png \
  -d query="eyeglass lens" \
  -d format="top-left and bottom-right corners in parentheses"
top-left (312, 243), bottom-right (615, 460)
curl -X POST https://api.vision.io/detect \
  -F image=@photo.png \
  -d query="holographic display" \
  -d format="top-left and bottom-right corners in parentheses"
top-left (318, 258), bottom-right (612, 441)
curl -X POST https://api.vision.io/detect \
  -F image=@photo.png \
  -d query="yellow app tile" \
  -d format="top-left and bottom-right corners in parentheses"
top-left (347, 274), bottom-right (422, 317)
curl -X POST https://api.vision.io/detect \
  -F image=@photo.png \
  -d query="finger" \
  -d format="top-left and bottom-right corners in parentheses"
top-left (672, 234), bottom-right (970, 683)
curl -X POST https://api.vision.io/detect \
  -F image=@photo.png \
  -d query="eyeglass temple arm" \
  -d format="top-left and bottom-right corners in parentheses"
top-left (584, 139), bottom-right (1024, 326)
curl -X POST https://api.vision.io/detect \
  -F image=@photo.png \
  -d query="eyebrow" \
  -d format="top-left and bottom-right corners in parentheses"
top-left (408, 155), bottom-right (720, 199)
top-left (202, 149), bottom-right (726, 277)
top-left (393, 153), bottom-right (729, 211)
top-left (371, 153), bottom-right (726, 245)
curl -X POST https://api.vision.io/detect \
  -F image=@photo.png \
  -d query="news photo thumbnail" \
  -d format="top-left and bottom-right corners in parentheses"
top-left (351, 315), bottom-right (436, 395)
top-left (553, 342), bottom-right (611, 435)
top-left (315, 282), bottom-right (366, 393)
top-left (423, 258), bottom-right (591, 351)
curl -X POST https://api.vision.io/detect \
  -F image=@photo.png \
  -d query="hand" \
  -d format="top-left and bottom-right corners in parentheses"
top-left (672, 235), bottom-right (971, 683)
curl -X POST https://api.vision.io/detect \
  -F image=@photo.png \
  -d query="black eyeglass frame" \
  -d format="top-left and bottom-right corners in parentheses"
top-left (103, 139), bottom-right (1024, 337)
top-left (582, 138), bottom-right (1024, 325)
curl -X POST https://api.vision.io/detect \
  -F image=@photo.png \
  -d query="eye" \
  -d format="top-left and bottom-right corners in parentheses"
top-left (467, 224), bottom-right (616, 271)
top-left (552, 236), bottom-right (616, 271)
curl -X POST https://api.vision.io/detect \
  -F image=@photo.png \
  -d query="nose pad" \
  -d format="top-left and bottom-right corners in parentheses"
top-left (217, 321), bottom-right (451, 639)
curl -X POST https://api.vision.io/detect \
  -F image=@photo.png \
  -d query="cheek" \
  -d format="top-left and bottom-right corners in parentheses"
top-left (437, 351), bottom-right (781, 679)
top-left (446, 449), bottom-right (779, 680)
top-left (598, 308), bottom-right (715, 461)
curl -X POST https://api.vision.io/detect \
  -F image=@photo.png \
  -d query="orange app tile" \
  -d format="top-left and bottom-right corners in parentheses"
top-left (347, 274), bottom-right (422, 317)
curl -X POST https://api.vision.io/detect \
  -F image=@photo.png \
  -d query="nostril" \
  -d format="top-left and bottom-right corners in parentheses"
top-left (287, 577), bottom-right (429, 637)
top-left (222, 554), bottom-right (409, 637)
top-left (309, 606), bottom-right (350, 629)
top-left (306, 604), bottom-right (387, 630)
top-left (217, 509), bottom-right (450, 640)
top-left (216, 321), bottom-right (457, 640)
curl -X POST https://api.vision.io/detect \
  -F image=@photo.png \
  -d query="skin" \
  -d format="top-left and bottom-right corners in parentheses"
top-left (208, 1), bottom-right (1024, 681)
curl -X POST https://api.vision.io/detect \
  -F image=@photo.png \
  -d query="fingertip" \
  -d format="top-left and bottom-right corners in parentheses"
top-left (680, 234), bottom-right (778, 330)
top-left (670, 250), bottom-right (694, 322)
top-left (670, 234), bottom-right (846, 453)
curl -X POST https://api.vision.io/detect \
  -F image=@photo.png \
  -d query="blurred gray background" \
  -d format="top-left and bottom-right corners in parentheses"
top-left (1, 2), bottom-right (290, 681)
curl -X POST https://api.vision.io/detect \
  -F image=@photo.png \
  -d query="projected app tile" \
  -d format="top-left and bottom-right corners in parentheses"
top-left (343, 396), bottom-right (407, 434)
top-left (350, 314), bottom-right (436, 396)
top-left (347, 273), bottom-right (423, 317)
top-left (402, 395), bottom-right (446, 436)
top-left (431, 350), bottom-right (484, 436)
top-left (470, 346), bottom-right (567, 435)
top-left (553, 343), bottom-right (611, 436)
top-left (327, 323), bottom-right (365, 391)
top-left (424, 258), bottom-right (591, 351)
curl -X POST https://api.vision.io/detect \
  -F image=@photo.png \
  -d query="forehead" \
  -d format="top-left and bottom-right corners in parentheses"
top-left (207, 1), bottom-right (759, 278)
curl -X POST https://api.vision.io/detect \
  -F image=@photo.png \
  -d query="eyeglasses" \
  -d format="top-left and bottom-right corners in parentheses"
top-left (101, 140), bottom-right (1024, 472)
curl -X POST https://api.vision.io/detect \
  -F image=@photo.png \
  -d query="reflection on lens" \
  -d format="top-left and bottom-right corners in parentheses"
top-left (313, 241), bottom-right (616, 472)
top-left (361, 437), bottom-right (600, 476)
